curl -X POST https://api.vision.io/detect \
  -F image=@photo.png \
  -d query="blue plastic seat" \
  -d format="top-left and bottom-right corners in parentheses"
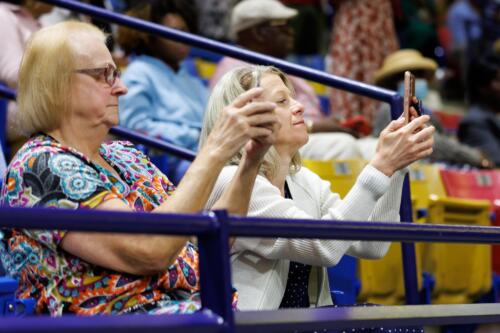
top-left (328, 255), bottom-right (360, 306)
top-left (0, 277), bottom-right (35, 316)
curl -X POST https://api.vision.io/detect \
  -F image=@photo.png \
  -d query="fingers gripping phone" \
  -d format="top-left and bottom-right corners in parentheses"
top-left (403, 71), bottom-right (422, 123)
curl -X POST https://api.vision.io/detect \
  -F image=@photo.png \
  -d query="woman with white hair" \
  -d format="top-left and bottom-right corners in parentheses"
top-left (202, 65), bottom-right (433, 318)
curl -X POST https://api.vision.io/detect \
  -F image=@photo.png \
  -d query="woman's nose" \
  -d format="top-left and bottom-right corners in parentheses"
top-left (290, 99), bottom-right (304, 115)
top-left (112, 77), bottom-right (128, 96)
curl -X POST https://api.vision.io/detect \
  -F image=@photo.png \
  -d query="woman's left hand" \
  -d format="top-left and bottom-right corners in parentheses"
top-left (242, 117), bottom-right (280, 165)
top-left (370, 109), bottom-right (435, 177)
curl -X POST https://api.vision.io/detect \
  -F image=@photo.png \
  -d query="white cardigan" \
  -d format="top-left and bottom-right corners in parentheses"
top-left (205, 164), bottom-right (407, 310)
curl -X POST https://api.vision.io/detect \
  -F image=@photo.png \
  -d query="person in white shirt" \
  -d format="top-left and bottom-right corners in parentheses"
top-left (201, 65), bottom-right (434, 312)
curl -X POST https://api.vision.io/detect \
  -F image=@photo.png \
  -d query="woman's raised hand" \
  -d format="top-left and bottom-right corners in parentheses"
top-left (370, 111), bottom-right (435, 177)
top-left (203, 87), bottom-right (279, 164)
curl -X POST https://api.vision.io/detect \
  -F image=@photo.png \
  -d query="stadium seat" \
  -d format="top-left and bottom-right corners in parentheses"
top-left (0, 277), bottom-right (35, 316)
top-left (431, 110), bottom-right (463, 135)
top-left (195, 58), bottom-right (218, 82)
top-left (302, 159), bottom-right (367, 198)
top-left (409, 163), bottom-right (447, 220)
top-left (328, 255), bottom-right (360, 306)
top-left (423, 197), bottom-right (492, 304)
top-left (440, 169), bottom-right (498, 204)
top-left (439, 168), bottom-right (500, 301)
top-left (358, 242), bottom-right (428, 305)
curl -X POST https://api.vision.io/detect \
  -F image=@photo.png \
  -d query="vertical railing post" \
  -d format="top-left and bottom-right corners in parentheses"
top-left (390, 95), bottom-right (420, 305)
top-left (198, 210), bottom-right (234, 332)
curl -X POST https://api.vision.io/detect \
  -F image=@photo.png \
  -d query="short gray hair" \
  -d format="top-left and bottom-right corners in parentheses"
top-left (199, 65), bottom-right (301, 179)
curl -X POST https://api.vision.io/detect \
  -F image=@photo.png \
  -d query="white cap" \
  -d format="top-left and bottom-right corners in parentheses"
top-left (230, 0), bottom-right (298, 39)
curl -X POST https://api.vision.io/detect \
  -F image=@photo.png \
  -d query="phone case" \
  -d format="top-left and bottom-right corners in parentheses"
top-left (403, 71), bottom-right (415, 123)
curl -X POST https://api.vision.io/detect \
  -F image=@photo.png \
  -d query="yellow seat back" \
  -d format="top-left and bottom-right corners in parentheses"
top-left (194, 58), bottom-right (217, 81)
top-left (358, 233), bottom-right (425, 305)
top-left (302, 159), bottom-right (367, 198)
top-left (423, 197), bottom-right (492, 304)
top-left (409, 163), bottom-right (447, 213)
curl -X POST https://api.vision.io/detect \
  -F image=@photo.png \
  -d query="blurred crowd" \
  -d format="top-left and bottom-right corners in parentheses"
top-left (1, 0), bottom-right (499, 175)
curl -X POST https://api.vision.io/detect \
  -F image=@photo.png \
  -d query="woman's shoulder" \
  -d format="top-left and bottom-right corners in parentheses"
top-left (10, 134), bottom-right (81, 167)
top-left (2, 135), bottom-right (106, 207)
top-left (100, 140), bottom-right (169, 183)
top-left (100, 140), bottom-right (148, 164)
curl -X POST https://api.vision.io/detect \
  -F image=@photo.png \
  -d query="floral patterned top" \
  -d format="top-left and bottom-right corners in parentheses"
top-left (0, 134), bottom-right (205, 316)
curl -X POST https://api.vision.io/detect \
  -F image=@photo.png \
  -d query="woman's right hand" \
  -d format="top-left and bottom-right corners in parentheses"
top-left (202, 87), bottom-right (279, 164)
top-left (370, 113), bottom-right (435, 177)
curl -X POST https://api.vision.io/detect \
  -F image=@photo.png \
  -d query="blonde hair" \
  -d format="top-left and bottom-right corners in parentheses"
top-left (17, 21), bottom-right (106, 136)
top-left (200, 65), bottom-right (301, 179)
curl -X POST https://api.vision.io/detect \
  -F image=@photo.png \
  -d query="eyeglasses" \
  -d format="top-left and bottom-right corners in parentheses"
top-left (74, 63), bottom-right (121, 87)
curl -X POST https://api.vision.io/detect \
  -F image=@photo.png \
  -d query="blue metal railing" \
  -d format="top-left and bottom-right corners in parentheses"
top-left (1, 207), bottom-right (500, 332)
top-left (2, 0), bottom-right (415, 302)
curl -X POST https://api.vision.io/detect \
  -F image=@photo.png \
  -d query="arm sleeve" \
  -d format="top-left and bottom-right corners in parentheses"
top-left (119, 77), bottom-right (201, 151)
top-left (345, 167), bottom-right (407, 258)
top-left (207, 165), bottom-right (402, 267)
top-left (2, 149), bottom-right (120, 251)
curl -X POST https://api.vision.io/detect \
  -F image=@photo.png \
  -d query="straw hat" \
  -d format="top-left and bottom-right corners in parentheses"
top-left (374, 49), bottom-right (438, 84)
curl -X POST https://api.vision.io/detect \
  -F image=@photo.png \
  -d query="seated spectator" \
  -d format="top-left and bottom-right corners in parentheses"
top-left (0, 21), bottom-right (279, 316)
top-left (360, 49), bottom-right (492, 168)
top-left (458, 53), bottom-right (500, 167)
top-left (202, 65), bottom-right (432, 326)
top-left (117, 0), bottom-right (206, 183)
top-left (210, 0), bottom-right (362, 160)
top-left (0, 0), bottom-right (52, 144)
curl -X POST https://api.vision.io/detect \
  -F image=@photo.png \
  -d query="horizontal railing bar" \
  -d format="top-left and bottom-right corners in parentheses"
top-left (109, 126), bottom-right (196, 161)
top-left (235, 304), bottom-right (500, 333)
top-left (0, 85), bottom-right (196, 160)
top-left (228, 216), bottom-right (500, 244)
top-left (0, 207), bottom-right (217, 235)
top-left (1, 207), bottom-right (500, 244)
top-left (0, 85), bottom-right (15, 100)
top-left (40, 0), bottom-right (396, 103)
top-left (0, 310), bottom-right (224, 333)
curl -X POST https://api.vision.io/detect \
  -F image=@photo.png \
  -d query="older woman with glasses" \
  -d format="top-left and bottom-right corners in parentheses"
top-left (202, 65), bottom-right (433, 324)
top-left (0, 21), bottom-right (279, 316)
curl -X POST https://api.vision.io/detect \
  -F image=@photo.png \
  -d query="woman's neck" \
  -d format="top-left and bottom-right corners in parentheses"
top-left (270, 152), bottom-right (293, 197)
top-left (47, 126), bottom-right (107, 162)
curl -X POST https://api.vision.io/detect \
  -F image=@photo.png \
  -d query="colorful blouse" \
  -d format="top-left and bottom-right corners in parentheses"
top-left (0, 134), bottom-right (206, 316)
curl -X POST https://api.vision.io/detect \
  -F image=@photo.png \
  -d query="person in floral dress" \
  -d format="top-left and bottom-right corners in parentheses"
top-left (328, 0), bottom-right (400, 135)
top-left (0, 21), bottom-right (279, 316)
